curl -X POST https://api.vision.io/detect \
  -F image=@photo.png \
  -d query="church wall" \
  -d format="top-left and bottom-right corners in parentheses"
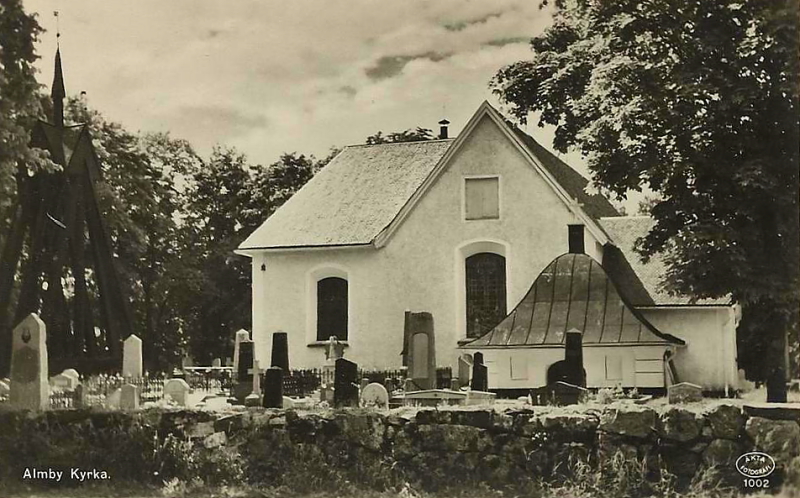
top-left (252, 114), bottom-right (604, 371)
top-left (640, 307), bottom-right (738, 391)
top-left (477, 344), bottom-right (669, 390)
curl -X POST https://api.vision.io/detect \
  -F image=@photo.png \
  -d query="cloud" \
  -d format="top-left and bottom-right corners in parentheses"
top-left (365, 52), bottom-right (452, 81)
top-left (27, 0), bottom-right (557, 166)
top-left (443, 12), bottom-right (504, 32)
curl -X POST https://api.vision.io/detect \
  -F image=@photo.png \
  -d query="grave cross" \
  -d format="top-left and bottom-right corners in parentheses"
top-left (248, 360), bottom-right (263, 396)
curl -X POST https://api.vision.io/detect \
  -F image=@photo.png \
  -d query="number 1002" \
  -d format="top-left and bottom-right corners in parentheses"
top-left (743, 478), bottom-right (769, 488)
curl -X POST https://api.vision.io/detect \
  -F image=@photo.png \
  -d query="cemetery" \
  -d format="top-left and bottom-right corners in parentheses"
top-left (1, 311), bottom-right (799, 497)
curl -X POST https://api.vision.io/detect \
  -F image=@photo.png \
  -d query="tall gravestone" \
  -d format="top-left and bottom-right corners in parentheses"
top-left (404, 311), bottom-right (436, 390)
top-left (10, 314), bottom-right (49, 410)
top-left (564, 329), bottom-right (586, 387)
top-left (233, 340), bottom-right (254, 402)
top-left (232, 329), bottom-right (250, 380)
top-left (458, 354), bottom-right (472, 389)
top-left (470, 352), bottom-right (488, 392)
top-left (271, 331), bottom-right (289, 372)
top-left (262, 366), bottom-right (283, 408)
top-left (122, 334), bottom-right (143, 379)
top-left (334, 358), bottom-right (359, 408)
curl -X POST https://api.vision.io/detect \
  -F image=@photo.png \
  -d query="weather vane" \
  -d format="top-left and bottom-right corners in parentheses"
top-left (54, 11), bottom-right (60, 43)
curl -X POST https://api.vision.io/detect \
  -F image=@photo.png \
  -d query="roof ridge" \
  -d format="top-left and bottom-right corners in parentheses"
top-left (344, 138), bottom-right (455, 149)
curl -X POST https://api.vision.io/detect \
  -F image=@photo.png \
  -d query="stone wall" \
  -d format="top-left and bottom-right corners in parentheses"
top-left (1, 403), bottom-right (798, 492)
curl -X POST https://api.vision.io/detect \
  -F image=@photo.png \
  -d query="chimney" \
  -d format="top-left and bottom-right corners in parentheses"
top-left (568, 225), bottom-right (585, 254)
top-left (438, 119), bottom-right (450, 139)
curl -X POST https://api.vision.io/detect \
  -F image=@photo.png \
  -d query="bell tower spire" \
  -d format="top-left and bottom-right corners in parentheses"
top-left (52, 12), bottom-right (65, 127)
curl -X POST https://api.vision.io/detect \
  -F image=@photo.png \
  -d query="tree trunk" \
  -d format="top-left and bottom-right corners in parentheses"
top-left (765, 310), bottom-right (788, 403)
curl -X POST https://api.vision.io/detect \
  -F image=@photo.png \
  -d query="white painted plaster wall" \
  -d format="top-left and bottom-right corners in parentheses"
top-left (640, 307), bottom-right (738, 390)
top-left (478, 345), bottom-right (669, 389)
top-left (251, 115), bottom-right (601, 370)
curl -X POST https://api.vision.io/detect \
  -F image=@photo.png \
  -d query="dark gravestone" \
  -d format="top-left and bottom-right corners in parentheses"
top-left (564, 329), bottom-right (586, 387)
top-left (271, 331), bottom-right (289, 372)
top-left (262, 367), bottom-right (283, 408)
top-left (404, 311), bottom-right (436, 390)
top-left (471, 352), bottom-right (488, 392)
top-left (334, 358), bottom-right (359, 408)
top-left (233, 340), bottom-right (254, 402)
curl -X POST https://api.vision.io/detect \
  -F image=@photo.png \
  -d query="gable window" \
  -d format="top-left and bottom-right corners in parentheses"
top-left (465, 252), bottom-right (507, 338)
top-left (316, 277), bottom-right (348, 341)
top-left (464, 177), bottom-right (499, 220)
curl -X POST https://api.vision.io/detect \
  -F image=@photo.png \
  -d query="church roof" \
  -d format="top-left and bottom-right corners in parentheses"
top-left (598, 217), bottom-right (731, 306)
top-left (239, 102), bottom-right (619, 251)
top-left (462, 252), bottom-right (685, 348)
top-left (239, 139), bottom-right (454, 250)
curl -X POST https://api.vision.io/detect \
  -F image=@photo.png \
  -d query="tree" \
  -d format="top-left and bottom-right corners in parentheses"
top-left (0, 1), bottom-right (52, 253)
top-left (493, 0), bottom-right (799, 401)
top-left (366, 127), bottom-right (434, 144)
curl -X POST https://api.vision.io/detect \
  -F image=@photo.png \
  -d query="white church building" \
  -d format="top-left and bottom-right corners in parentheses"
top-left (237, 102), bottom-right (738, 392)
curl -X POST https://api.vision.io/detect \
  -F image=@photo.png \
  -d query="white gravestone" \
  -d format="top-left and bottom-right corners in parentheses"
top-left (120, 383), bottom-right (139, 410)
top-left (164, 378), bottom-right (190, 406)
top-left (232, 329), bottom-right (250, 379)
top-left (245, 360), bottom-right (262, 407)
top-left (122, 334), bottom-right (143, 379)
top-left (360, 383), bottom-right (389, 409)
top-left (50, 371), bottom-right (79, 391)
top-left (10, 314), bottom-right (49, 410)
top-left (668, 382), bottom-right (703, 404)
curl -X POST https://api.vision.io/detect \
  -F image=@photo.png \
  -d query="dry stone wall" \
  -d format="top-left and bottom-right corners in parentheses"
top-left (0, 403), bottom-right (798, 491)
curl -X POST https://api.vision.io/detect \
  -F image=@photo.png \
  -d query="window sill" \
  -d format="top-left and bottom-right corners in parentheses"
top-left (307, 341), bottom-right (349, 348)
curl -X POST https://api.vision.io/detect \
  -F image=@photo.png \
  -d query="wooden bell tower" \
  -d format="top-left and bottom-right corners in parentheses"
top-left (0, 48), bottom-right (134, 375)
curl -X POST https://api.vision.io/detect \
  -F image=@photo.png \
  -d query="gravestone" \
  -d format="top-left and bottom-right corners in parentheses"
top-left (271, 331), bottom-right (289, 372)
top-left (668, 382), bottom-right (703, 404)
top-left (9, 313), bottom-right (49, 410)
top-left (233, 340), bottom-right (254, 402)
top-left (73, 384), bottom-right (85, 409)
top-left (262, 366), bottom-right (283, 408)
top-left (564, 329), bottom-right (586, 387)
top-left (245, 360), bottom-right (262, 407)
top-left (120, 383), bottom-right (139, 410)
top-left (232, 329), bottom-right (250, 379)
top-left (106, 388), bottom-right (122, 409)
top-left (360, 382), bottom-right (389, 408)
top-left (325, 335), bottom-right (345, 361)
top-left (122, 334), bottom-right (143, 379)
top-left (457, 355), bottom-right (472, 389)
top-left (319, 385), bottom-right (334, 404)
top-left (50, 371), bottom-right (79, 391)
top-left (334, 358), bottom-right (359, 408)
top-left (212, 358), bottom-right (221, 368)
top-left (470, 352), bottom-right (488, 392)
top-left (164, 378), bottom-right (190, 406)
top-left (404, 311), bottom-right (436, 390)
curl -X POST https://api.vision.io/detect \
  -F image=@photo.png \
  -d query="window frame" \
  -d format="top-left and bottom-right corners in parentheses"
top-left (454, 240), bottom-right (511, 344)
top-left (315, 276), bottom-right (348, 342)
top-left (462, 175), bottom-right (501, 221)
top-left (306, 265), bottom-right (350, 347)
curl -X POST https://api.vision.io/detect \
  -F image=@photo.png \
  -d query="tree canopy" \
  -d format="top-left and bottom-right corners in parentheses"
top-left (366, 127), bottom-right (435, 144)
top-left (492, 0), bottom-right (799, 397)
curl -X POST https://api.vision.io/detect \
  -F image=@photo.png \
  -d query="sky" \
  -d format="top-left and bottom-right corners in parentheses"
top-left (22, 1), bottom-right (579, 167)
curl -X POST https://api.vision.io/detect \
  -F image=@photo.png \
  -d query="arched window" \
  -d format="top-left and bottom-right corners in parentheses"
top-left (465, 252), bottom-right (507, 338)
top-left (317, 277), bottom-right (348, 341)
